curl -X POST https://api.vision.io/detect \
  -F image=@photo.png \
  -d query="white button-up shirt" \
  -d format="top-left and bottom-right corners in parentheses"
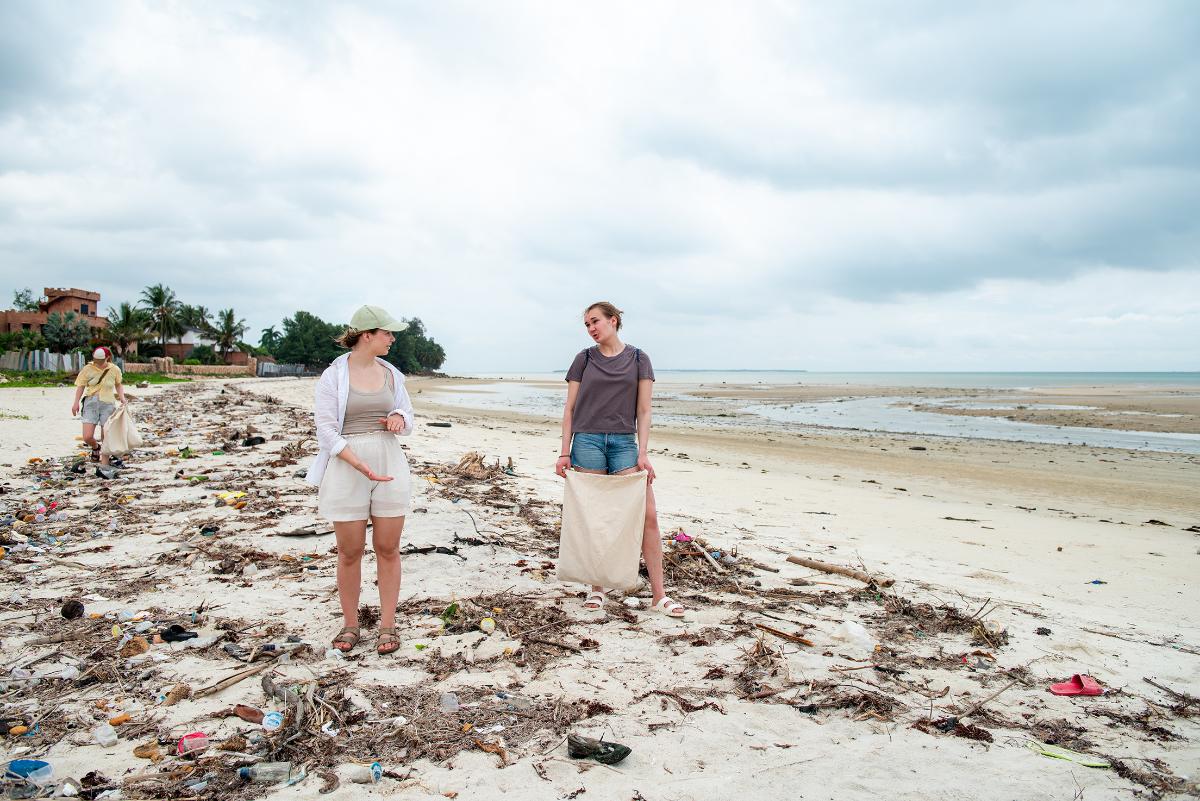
top-left (304, 352), bottom-right (414, 486)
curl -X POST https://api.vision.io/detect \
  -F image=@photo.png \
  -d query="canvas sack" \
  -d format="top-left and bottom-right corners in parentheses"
top-left (100, 404), bottom-right (143, 456)
top-left (556, 470), bottom-right (647, 590)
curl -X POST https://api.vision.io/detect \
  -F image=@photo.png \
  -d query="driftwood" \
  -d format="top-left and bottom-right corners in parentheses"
top-left (961, 679), bottom-right (1019, 718)
top-left (695, 543), bottom-right (727, 573)
top-left (193, 657), bottom-right (279, 699)
top-left (785, 555), bottom-right (893, 587)
top-left (1144, 677), bottom-right (1200, 707)
top-left (29, 628), bottom-right (90, 646)
top-left (755, 623), bottom-right (814, 647)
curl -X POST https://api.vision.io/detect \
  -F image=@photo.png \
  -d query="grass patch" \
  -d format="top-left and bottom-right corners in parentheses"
top-left (0, 410), bottom-right (31, 420)
top-left (0, 370), bottom-right (189, 388)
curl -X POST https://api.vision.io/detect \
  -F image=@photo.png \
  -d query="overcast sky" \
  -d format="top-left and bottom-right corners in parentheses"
top-left (1, 2), bottom-right (1197, 372)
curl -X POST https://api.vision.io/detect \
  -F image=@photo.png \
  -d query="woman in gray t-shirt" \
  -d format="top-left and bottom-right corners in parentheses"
top-left (555, 301), bottom-right (684, 618)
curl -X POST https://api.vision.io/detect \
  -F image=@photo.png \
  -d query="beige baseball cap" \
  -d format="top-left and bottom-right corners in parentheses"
top-left (349, 305), bottom-right (404, 332)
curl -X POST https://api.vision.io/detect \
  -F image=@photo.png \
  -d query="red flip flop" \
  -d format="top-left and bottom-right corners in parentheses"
top-left (1049, 674), bottom-right (1104, 696)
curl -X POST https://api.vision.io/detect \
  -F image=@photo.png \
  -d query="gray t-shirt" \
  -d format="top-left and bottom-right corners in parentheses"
top-left (565, 345), bottom-right (655, 434)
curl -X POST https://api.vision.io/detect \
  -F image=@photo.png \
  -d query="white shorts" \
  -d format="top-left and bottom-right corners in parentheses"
top-left (318, 432), bottom-right (412, 521)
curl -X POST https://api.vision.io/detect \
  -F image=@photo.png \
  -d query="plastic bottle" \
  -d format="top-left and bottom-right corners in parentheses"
top-left (238, 762), bottom-right (292, 783)
top-left (92, 723), bottom-right (118, 747)
top-left (347, 762), bottom-right (383, 783)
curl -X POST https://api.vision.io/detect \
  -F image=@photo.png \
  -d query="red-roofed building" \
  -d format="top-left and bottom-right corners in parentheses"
top-left (0, 287), bottom-right (109, 334)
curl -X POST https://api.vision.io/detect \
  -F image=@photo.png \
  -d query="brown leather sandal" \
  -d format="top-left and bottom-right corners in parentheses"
top-left (332, 626), bottom-right (360, 652)
top-left (377, 627), bottom-right (400, 655)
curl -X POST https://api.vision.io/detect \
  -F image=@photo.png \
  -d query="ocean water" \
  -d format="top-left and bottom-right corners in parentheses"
top-left (462, 371), bottom-right (1200, 389)
top-left (743, 397), bottom-right (1200, 454)
top-left (432, 375), bottom-right (1200, 454)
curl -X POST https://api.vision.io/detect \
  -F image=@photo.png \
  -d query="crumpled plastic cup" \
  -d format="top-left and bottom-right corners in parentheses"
top-left (5, 759), bottom-right (53, 785)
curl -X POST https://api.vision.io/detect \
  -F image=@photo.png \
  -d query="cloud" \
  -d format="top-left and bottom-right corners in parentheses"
top-left (0, 1), bottom-right (1197, 371)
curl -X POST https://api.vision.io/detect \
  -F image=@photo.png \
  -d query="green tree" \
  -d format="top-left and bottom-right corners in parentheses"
top-left (213, 308), bottom-right (248, 361)
top-left (274, 311), bottom-right (343, 366)
top-left (18, 329), bottom-right (46, 353)
top-left (384, 317), bottom-right (446, 373)
top-left (414, 336), bottom-right (446, 372)
top-left (11, 288), bottom-right (40, 311)
top-left (139, 284), bottom-right (182, 346)
top-left (190, 344), bottom-right (219, 365)
top-left (104, 303), bottom-right (152, 357)
top-left (43, 311), bottom-right (92, 354)
top-left (259, 325), bottom-right (280, 354)
top-left (179, 304), bottom-right (215, 337)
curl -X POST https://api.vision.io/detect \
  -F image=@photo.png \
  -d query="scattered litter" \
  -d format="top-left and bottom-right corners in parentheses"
top-left (1049, 674), bottom-right (1105, 697)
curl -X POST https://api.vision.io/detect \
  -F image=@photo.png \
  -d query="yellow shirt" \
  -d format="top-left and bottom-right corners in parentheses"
top-left (75, 363), bottom-right (123, 404)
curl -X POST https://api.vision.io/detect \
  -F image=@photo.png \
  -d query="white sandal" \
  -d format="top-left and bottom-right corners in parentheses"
top-left (652, 596), bottom-right (685, 618)
top-left (583, 590), bottom-right (606, 610)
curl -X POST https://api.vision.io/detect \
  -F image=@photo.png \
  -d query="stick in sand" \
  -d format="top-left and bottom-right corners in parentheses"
top-left (785, 555), bottom-right (893, 587)
top-left (193, 657), bottom-right (280, 699)
top-left (695, 543), bottom-right (727, 573)
top-left (755, 623), bottom-right (814, 647)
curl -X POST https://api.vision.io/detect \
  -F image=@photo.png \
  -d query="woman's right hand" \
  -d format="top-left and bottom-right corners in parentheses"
top-left (555, 456), bottom-right (571, 478)
top-left (356, 463), bottom-right (393, 482)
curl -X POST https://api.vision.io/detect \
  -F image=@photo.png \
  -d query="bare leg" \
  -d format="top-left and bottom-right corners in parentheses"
top-left (615, 467), bottom-right (671, 605)
top-left (370, 516), bottom-right (405, 630)
top-left (82, 423), bottom-right (98, 453)
top-left (573, 466), bottom-right (608, 597)
top-left (97, 422), bottom-right (110, 465)
top-left (334, 521), bottom-right (368, 634)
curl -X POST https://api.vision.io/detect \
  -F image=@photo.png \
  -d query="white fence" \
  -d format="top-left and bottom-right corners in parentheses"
top-left (0, 349), bottom-right (89, 372)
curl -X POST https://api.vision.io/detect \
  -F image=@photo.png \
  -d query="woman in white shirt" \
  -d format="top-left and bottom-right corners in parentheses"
top-left (306, 306), bottom-right (415, 655)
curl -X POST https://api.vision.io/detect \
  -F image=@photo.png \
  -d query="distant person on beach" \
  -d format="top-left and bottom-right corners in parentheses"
top-left (71, 347), bottom-right (127, 467)
top-left (306, 306), bottom-right (415, 655)
top-left (556, 301), bottom-right (684, 618)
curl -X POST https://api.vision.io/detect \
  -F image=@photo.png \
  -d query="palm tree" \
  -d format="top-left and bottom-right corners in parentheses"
top-left (105, 303), bottom-right (152, 357)
top-left (213, 308), bottom-right (248, 362)
top-left (259, 325), bottom-right (280, 353)
top-left (179, 304), bottom-right (215, 337)
top-left (139, 284), bottom-right (182, 346)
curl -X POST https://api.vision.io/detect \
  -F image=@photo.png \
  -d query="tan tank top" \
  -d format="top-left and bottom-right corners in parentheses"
top-left (342, 370), bottom-right (394, 435)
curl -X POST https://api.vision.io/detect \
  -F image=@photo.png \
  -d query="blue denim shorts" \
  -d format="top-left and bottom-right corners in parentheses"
top-left (570, 433), bottom-right (639, 474)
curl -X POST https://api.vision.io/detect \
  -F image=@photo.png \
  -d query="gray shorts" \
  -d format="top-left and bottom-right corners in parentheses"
top-left (81, 397), bottom-right (115, 426)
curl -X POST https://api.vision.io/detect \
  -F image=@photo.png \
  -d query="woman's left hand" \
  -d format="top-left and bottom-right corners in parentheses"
top-left (379, 413), bottom-right (407, 433)
top-left (637, 453), bottom-right (655, 484)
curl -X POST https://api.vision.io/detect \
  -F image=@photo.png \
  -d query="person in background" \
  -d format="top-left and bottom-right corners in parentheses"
top-left (71, 347), bottom-right (127, 468)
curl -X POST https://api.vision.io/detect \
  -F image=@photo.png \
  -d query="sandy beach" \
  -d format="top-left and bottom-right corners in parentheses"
top-left (0, 375), bottom-right (1197, 800)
